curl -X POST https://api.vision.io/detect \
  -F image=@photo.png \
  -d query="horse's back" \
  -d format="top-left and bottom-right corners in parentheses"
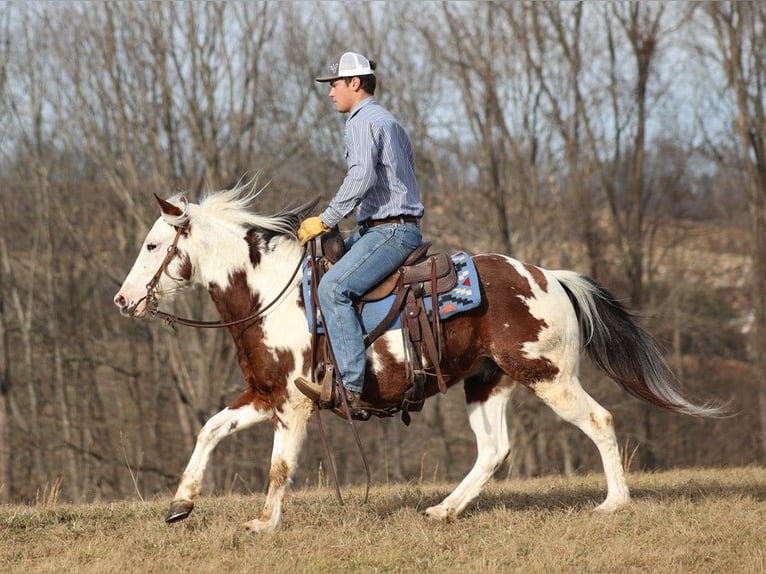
top-left (470, 253), bottom-right (577, 325)
top-left (442, 253), bottom-right (580, 383)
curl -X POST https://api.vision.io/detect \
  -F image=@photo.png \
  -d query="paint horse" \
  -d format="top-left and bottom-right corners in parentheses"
top-left (113, 181), bottom-right (724, 532)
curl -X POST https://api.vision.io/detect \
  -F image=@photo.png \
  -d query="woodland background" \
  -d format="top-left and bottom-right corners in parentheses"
top-left (0, 1), bottom-right (764, 504)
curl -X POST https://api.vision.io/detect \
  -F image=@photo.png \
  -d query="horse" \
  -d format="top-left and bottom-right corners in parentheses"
top-left (113, 180), bottom-right (725, 532)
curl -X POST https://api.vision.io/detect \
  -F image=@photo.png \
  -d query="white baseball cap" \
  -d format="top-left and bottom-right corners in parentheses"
top-left (315, 52), bottom-right (375, 82)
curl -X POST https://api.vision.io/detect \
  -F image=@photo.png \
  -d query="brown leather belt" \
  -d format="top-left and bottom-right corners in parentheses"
top-left (360, 215), bottom-right (420, 228)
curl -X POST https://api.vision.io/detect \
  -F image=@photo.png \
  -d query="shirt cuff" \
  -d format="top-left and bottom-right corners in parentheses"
top-left (319, 211), bottom-right (339, 229)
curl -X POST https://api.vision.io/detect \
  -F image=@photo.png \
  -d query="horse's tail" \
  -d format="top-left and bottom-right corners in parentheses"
top-left (551, 270), bottom-right (728, 418)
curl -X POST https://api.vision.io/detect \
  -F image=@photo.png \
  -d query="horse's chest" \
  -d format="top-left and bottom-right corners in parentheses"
top-left (234, 331), bottom-right (306, 392)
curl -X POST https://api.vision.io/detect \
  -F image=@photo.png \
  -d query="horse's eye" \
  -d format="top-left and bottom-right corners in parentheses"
top-left (147, 243), bottom-right (158, 252)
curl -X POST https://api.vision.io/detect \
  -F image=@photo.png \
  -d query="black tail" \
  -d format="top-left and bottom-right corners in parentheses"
top-left (553, 270), bottom-right (728, 418)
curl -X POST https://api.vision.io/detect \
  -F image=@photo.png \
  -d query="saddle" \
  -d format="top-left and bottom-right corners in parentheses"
top-left (308, 228), bottom-right (458, 424)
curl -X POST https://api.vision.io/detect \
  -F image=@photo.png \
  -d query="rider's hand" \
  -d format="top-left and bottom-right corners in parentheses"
top-left (298, 216), bottom-right (331, 245)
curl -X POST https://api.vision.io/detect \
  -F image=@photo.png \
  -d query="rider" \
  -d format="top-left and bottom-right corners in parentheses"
top-left (294, 51), bottom-right (424, 412)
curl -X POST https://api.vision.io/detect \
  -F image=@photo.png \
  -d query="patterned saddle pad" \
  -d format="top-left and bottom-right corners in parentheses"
top-left (302, 251), bottom-right (481, 334)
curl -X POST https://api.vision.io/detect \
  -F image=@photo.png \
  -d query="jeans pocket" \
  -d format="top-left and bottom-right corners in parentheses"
top-left (398, 225), bottom-right (422, 252)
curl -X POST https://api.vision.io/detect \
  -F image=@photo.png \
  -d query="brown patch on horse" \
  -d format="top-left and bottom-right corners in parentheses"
top-left (363, 339), bottom-right (418, 405)
top-left (523, 263), bottom-right (548, 292)
top-left (345, 255), bottom-right (561, 408)
top-left (462, 256), bottom-right (559, 389)
top-left (210, 271), bottom-right (257, 322)
top-left (245, 229), bottom-right (262, 267)
top-left (246, 226), bottom-right (287, 268)
top-left (228, 389), bottom-right (259, 409)
top-left (463, 359), bottom-right (505, 404)
top-left (176, 253), bottom-right (192, 281)
top-left (210, 271), bottom-right (290, 412)
top-left (269, 457), bottom-right (290, 490)
top-left (297, 276), bottom-right (307, 313)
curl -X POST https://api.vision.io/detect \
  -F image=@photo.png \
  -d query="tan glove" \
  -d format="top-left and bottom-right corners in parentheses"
top-left (298, 216), bottom-right (331, 245)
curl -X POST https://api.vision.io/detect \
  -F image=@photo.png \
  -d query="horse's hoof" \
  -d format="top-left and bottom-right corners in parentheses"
top-left (423, 505), bottom-right (457, 523)
top-left (594, 497), bottom-right (630, 513)
top-left (165, 499), bottom-right (194, 523)
top-left (242, 518), bottom-right (277, 533)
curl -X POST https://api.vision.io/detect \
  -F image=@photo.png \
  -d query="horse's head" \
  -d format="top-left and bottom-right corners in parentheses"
top-left (114, 179), bottom-right (320, 319)
top-left (113, 194), bottom-right (194, 317)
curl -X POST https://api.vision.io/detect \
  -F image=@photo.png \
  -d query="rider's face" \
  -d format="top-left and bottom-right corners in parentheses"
top-left (328, 78), bottom-right (357, 113)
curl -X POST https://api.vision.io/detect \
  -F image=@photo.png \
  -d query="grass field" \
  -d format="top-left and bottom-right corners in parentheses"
top-left (1, 466), bottom-right (764, 574)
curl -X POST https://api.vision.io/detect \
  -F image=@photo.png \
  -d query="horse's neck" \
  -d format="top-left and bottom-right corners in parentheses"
top-left (252, 243), bottom-right (304, 299)
top-left (208, 243), bottom-right (308, 379)
top-left (206, 241), bottom-right (303, 320)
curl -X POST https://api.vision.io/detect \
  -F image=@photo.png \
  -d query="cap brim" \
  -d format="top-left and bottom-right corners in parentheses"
top-left (315, 74), bottom-right (340, 83)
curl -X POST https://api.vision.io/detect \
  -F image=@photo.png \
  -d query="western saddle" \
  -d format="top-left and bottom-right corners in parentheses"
top-left (307, 228), bottom-right (457, 424)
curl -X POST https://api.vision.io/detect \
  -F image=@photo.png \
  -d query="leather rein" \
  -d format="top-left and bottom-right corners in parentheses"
top-left (143, 227), bottom-right (364, 507)
top-left (143, 225), bottom-right (306, 329)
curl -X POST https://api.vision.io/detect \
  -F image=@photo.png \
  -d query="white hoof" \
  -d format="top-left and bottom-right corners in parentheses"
top-left (241, 518), bottom-right (278, 533)
top-left (594, 497), bottom-right (630, 513)
top-left (424, 505), bottom-right (457, 523)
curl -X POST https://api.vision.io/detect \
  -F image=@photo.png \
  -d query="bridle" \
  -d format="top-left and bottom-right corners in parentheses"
top-left (143, 224), bottom-right (306, 329)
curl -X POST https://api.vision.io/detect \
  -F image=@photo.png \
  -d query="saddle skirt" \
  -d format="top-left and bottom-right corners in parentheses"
top-left (301, 251), bottom-right (482, 335)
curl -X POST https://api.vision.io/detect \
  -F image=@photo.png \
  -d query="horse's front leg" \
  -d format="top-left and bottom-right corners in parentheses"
top-left (242, 396), bottom-right (314, 532)
top-left (166, 398), bottom-right (273, 524)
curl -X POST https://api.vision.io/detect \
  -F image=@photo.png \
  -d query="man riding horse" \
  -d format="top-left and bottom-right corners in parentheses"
top-left (295, 51), bottom-right (425, 415)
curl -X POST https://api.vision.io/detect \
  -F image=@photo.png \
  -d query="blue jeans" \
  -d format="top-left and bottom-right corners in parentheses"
top-left (318, 222), bottom-right (422, 394)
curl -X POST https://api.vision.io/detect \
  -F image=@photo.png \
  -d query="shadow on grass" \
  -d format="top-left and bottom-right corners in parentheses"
top-left (361, 475), bottom-right (766, 520)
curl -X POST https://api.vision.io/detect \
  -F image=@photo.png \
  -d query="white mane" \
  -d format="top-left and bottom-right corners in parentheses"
top-left (163, 176), bottom-right (298, 238)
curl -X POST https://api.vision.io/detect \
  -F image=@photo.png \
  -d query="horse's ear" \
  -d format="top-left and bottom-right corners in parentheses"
top-left (154, 193), bottom-right (184, 217)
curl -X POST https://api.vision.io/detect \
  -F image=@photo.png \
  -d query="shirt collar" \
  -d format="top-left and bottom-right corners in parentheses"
top-left (347, 96), bottom-right (376, 121)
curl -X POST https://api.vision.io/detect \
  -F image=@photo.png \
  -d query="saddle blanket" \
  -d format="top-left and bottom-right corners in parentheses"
top-left (302, 251), bottom-right (481, 335)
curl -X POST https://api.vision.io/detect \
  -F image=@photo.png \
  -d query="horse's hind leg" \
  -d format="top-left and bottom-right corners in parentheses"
top-left (425, 385), bottom-right (512, 522)
top-left (166, 399), bottom-right (273, 524)
top-left (533, 374), bottom-right (630, 512)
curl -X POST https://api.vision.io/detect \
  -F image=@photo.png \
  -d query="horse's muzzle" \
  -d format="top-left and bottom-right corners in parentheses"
top-left (114, 294), bottom-right (146, 318)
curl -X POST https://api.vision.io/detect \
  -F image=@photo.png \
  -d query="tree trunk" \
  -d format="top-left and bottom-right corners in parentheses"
top-left (0, 243), bottom-right (10, 503)
top-left (708, 2), bottom-right (766, 460)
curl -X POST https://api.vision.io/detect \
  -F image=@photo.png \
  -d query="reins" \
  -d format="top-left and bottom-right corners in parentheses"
top-left (143, 225), bottom-right (307, 329)
top-left (306, 239), bottom-right (371, 506)
top-left (142, 225), bottom-right (366, 507)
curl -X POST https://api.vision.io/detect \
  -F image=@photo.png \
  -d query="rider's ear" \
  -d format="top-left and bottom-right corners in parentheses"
top-left (154, 193), bottom-right (184, 217)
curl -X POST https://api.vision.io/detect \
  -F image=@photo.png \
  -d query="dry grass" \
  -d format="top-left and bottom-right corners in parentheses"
top-left (1, 467), bottom-right (764, 574)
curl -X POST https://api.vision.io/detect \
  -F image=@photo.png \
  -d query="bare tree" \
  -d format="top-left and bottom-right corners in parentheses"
top-left (0, 0), bottom-right (12, 503)
top-left (415, 3), bottom-right (541, 256)
top-left (702, 2), bottom-right (766, 460)
top-left (524, 3), bottom-right (693, 467)
top-left (0, 1), bottom-right (757, 502)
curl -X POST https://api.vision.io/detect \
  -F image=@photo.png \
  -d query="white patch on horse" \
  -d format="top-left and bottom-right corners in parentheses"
top-left (184, 205), bottom-right (253, 290)
top-left (170, 403), bottom-right (273, 506)
top-left (245, 240), bottom-right (313, 379)
top-left (367, 329), bottom-right (429, 377)
top-left (425, 387), bottom-right (512, 520)
top-left (505, 258), bottom-right (579, 369)
top-left (261, 294), bottom-right (311, 358)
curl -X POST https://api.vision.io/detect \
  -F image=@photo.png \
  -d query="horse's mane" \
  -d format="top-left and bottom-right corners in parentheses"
top-left (165, 176), bottom-right (302, 238)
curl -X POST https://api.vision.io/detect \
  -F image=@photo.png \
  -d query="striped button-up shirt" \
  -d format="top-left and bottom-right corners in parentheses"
top-left (320, 97), bottom-right (424, 228)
